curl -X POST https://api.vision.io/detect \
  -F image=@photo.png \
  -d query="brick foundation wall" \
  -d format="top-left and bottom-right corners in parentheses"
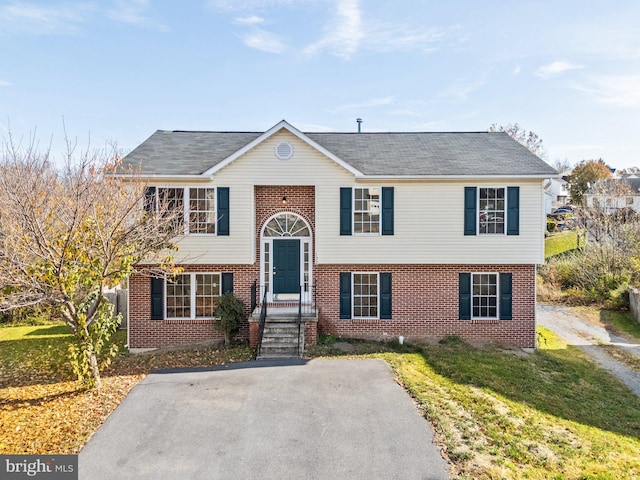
top-left (315, 264), bottom-right (536, 348)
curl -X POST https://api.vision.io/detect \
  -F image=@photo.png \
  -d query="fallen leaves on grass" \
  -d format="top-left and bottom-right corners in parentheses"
top-left (1, 341), bottom-right (254, 454)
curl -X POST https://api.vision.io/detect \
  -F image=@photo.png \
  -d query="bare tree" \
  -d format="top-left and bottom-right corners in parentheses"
top-left (0, 135), bottom-right (182, 388)
top-left (489, 123), bottom-right (547, 160)
top-left (571, 180), bottom-right (640, 296)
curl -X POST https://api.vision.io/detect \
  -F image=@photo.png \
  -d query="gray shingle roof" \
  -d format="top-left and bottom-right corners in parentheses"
top-left (122, 129), bottom-right (558, 177)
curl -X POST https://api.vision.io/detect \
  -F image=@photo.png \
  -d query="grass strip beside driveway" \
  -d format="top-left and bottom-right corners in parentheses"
top-left (309, 331), bottom-right (640, 479)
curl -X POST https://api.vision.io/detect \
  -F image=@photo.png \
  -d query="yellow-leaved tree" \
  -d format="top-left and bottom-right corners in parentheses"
top-left (0, 136), bottom-right (182, 388)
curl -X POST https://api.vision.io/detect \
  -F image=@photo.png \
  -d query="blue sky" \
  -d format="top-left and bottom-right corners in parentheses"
top-left (1, 0), bottom-right (639, 168)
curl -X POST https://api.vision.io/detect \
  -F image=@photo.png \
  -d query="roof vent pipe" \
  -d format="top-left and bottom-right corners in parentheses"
top-left (356, 118), bottom-right (363, 133)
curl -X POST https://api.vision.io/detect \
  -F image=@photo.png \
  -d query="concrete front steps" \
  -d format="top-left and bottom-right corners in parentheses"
top-left (258, 317), bottom-right (303, 359)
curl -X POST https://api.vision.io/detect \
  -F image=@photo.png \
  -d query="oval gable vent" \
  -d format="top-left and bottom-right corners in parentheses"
top-left (275, 141), bottom-right (293, 160)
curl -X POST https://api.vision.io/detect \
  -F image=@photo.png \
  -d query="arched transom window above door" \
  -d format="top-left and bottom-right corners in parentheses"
top-left (263, 213), bottom-right (310, 237)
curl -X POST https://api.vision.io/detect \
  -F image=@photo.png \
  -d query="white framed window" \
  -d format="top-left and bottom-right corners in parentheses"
top-left (478, 187), bottom-right (505, 235)
top-left (155, 187), bottom-right (217, 235)
top-left (166, 273), bottom-right (221, 319)
top-left (352, 273), bottom-right (379, 319)
top-left (189, 188), bottom-right (216, 234)
top-left (472, 273), bottom-right (498, 319)
top-left (353, 187), bottom-right (381, 235)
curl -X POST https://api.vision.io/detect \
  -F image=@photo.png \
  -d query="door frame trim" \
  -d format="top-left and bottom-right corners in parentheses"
top-left (260, 212), bottom-right (312, 304)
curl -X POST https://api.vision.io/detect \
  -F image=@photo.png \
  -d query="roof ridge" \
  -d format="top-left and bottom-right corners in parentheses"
top-left (158, 130), bottom-right (496, 135)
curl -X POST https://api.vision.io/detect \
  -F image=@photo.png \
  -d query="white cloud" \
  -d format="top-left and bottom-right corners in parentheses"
top-left (328, 96), bottom-right (394, 113)
top-left (234, 15), bottom-right (264, 25)
top-left (535, 60), bottom-right (584, 79)
top-left (107, 0), bottom-right (167, 30)
top-left (0, 80), bottom-right (13, 87)
top-left (239, 28), bottom-right (286, 53)
top-left (513, 65), bottom-right (521, 76)
top-left (0, 1), bottom-right (166, 35)
top-left (438, 79), bottom-right (485, 102)
top-left (389, 109), bottom-right (424, 118)
top-left (573, 75), bottom-right (640, 109)
top-left (208, 0), bottom-right (305, 12)
top-left (362, 22), bottom-right (447, 54)
top-left (0, 2), bottom-right (89, 35)
top-left (304, 0), bottom-right (363, 59)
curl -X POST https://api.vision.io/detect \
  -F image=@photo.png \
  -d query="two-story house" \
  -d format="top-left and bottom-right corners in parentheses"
top-left (122, 120), bottom-right (558, 351)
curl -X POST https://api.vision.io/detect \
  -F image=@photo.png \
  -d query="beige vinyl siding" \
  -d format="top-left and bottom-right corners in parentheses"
top-left (316, 179), bottom-right (546, 265)
top-left (180, 131), bottom-right (355, 264)
top-left (152, 130), bottom-right (547, 265)
top-left (147, 181), bottom-right (252, 265)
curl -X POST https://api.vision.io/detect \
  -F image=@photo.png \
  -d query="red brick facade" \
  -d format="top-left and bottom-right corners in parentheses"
top-left (128, 184), bottom-right (537, 350)
top-left (128, 265), bottom-right (257, 349)
top-left (315, 264), bottom-right (536, 348)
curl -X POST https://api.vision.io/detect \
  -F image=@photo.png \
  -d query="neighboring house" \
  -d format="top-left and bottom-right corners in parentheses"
top-left (584, 175), bottom-right (640, 213)
top-left (544, 177), bottom-right (570, 213)
top-left (122, 120), bottom-right (558, 350)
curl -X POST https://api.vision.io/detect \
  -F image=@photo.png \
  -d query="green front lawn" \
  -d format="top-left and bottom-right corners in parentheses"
top-left (3, 322), bottom-right (640, 478)
top-left (310, 330), bottom-right (640, 479)
top-left (545, 230), bottom-right (580, 258)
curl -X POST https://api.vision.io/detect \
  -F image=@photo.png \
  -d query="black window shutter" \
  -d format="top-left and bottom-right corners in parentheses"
top-left (339, 272), bottom-right (351, 319)
top-left (340, 187), bottom-right (352, 236)
top-left (217, 187), bottom-right (230, 236)
top-left (381, 187), bottom-right (394, 235)
top-left (507, 187), bottom-right (520, 236)
top-left (221, 273), bottom-right (234, 294)
top-left (464, 187), bottom-right (477, 236)
top-left (150, 277), bottom-right (164, 320)
top-left (144, 187), bottom-right (156, 213)
top-left (459, 273), bottom-right (471, 320)
top-left (499, 273), bottom-right (513, 320)
top-left (380, 273), bottom-right (392, 319)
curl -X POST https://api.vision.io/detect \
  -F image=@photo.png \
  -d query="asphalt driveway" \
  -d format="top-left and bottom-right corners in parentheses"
top-left (79, 358), bottom-right (450, 480)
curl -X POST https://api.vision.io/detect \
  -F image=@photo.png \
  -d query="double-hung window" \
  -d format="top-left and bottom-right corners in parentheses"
top-left (150, 187), bottom-right (229, 235)
top-left (188, 188), bottom-right (216, 234)
top-left (472, 273), bottom-right (498, 319)
top-left (353, 273), bottom-right (379, 318)
top-left (340, 272), bottom-right (392, 320)
top-left (354, 187), bottom-right (381, 234)
top-left (478, 188), bottom-right (505, 235)
top-left (340, 187), bottom-right (393, 236)
top-left (458, 272), bottom-right (512, 320)
top-left (464, 186), bottom-right (519, 236)
top-left (166, 273), bottom-right (221, 319)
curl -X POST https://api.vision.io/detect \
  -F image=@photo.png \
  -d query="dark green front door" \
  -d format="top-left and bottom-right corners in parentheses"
top-left (273, 239), bottom-right (300, 294)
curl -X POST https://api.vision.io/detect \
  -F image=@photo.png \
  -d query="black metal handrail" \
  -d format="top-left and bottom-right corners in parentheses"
top-left (250, 280), bottom-right (257, 313)
top-left (297, 285), bottom-right (302, 355)
top-left (257, 287), bottom-right (268, 357)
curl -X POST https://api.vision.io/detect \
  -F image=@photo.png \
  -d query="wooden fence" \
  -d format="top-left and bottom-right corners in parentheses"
top-left (105, 289), bottom-right (128, 329)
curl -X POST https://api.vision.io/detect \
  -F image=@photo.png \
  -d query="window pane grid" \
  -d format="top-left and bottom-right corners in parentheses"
top-left (472, 273), bottom-right (498, 319)
top-left (264, 213), bottom-right (310, 237)
top-left (353, 273), bottom-right (379, 318)
top-left (195, 273), bottom-right (220, 317)
top-left (478, 187), bottom-right (505, 235)
top-left (264, 243), bottom-right (270, 293)
top-left (189, 188), bottom-right (216, 234)
top-left (157, 188), bottom-right (185, 232)
top-left (166, 274), bottom-right (190, 318)
top-left (353, 188), bottom-right (381, 234)
top-left (166, 273), bottom-right (221, 319)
